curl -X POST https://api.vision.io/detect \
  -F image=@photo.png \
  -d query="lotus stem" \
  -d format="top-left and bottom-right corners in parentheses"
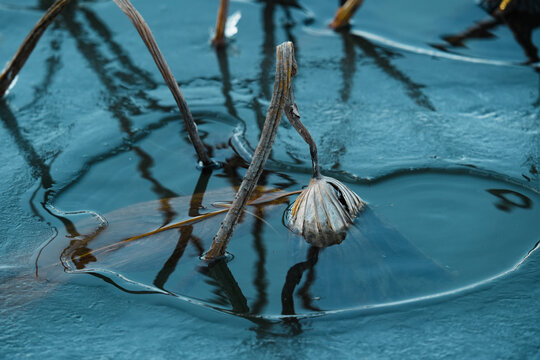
top-left (212, 0), bottom-right (229, 47)
top-left (113, 0), bottom-right (213, 166)
top-left (0, 0), bottom-right (71, 98)
top-left (284, 91), bottom-right (321, 178)
top-left (329, 0), bottom-right (364, 30)
top-left (204, 41), bottom-right (297, 261)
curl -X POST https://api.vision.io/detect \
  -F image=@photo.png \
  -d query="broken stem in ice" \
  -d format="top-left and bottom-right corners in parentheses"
top-left (0, 0), bottom-right (71, 98)
top-left (212, 0), bottom-right (229, 47)
top-left (329, 0), bottom-right (364, 30)
top-left (113, 0), bottom-right (213, 166)
top-left (203, 41), bottom-right (297, 261)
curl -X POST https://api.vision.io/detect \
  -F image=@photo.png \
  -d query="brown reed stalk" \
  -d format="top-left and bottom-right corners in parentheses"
top-left (212, 0), bottom-right (229, 47)
top-left (203, 41), bottom-right (297, 260)
top-left (0, 0), bottom-right (71, 98)
top-left (113, 0), bottom-right (212, 166)
top-left (329, 0), bottom-right (364, 30)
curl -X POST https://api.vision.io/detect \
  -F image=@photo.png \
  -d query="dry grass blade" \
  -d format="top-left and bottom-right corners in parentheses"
top-left (329, 0), bottom-right (364, 30)
top-left (212, 0), bottom-right (229, 47)
top-left (112, 0), bottom-right (213, 166)
top-left (0, 0), bottom-right (71, 98)
top-left (65, 189), bottom-right (302, 265)
top-left (203, 41), bottom-right (297, 261)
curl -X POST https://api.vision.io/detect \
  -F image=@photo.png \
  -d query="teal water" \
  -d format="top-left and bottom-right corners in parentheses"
top-left (1, 0), bottom-right (540, 358)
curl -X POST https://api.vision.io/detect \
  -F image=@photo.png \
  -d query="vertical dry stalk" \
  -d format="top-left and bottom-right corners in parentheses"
top-left (329, 0), bottom-right (364, 30)
top-left (204, 41), bottom-right (297, 260)
top-left (212, 0), bottom-right (229, 47)
top-left (0, 0), bottom-right (71, 98)
top-left (113, 0), bottom-right (212, 166)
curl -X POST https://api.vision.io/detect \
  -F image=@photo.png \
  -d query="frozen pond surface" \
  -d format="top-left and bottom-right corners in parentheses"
top-left (1, 0), bottom-right (540, 358)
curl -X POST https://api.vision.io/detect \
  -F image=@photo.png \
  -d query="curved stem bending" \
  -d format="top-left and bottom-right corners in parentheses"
top-left (113, 0), bottom-right (213, 166)
top-left (284, 91), bottom-right (321, 178)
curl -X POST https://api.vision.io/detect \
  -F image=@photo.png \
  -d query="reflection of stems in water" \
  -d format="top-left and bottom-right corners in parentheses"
top-left (21, 36), bottom-right (64, 111)
top-left (189, 167), bottom-right (214, 217)
top-left (438, 18), bottom-right (502, 49)
top-left (112, 0), bottom-right (212, 165)
top-left (132, 146), bottom-right (179, 226)
top-left (0, 0), bottom-right (71, 97)
top-left (215, 46), bottom-right (239, 118)
top-left (130, 190), bottom-right (302, 242)
top-left (63, 8), bottom-right (180, 225)
top-left (281, 246), bottom-right (320, 315)
top-left (259, 2), bottom-right (300, 102)
top-left (436, 8), bottom-right (540, 64)
top-left (487, 188), bottom-right (532, 212)
top-left (200, 258), bottom-right (249, 314)
top-left (54, 114), bottom-right (183, 200)
top-left (260, 3), bottom-right (277, 101)
top-left (78, 7), bottom-right (156, 88)
top-left (57, 5), bottom-right (187, 228)
top-left (498, 8), bottom-right (540, 63)
top-left (0, 101), bottom-right (54, 189)
top-left (63, 211), bottom-right (227, 270)
top-left (250, 205), bottom-right (268, 314)
top-left (204, 42), bottom-right (297, 260)
top-left (68, 189), bottom-right (302, 264)
top-left (212, 0), bottom-right (229, 47)
top-left (57, 216), bottom-right (110, 271)
top-left (329, 0), bottom-right (363, 30)
top-left (88, 272), bottom-right (163, 295)
top-left (254, 2), bottom-right (308, 170)
top-left (339, 32), bottom-right (356, 103)
top-left (133, 147), bottom-right (178, 200)
top-left (0, 97), bottom-right (90, 234)
top-left (153, 227), bottom-right (194, 289)
top-left (153, 167), bottom-right (213, 289)
top-left (0, 0), bottom-right (212, 164)
top-left (352, 33), bottom-right (436, 111)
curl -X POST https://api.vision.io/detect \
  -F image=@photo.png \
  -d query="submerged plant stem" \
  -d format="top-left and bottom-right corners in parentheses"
top-left (112, 0), bottom-right (212, 166)
top-left (0, 0), bottom-right (71, 98)
top-left (204, 42), bottom-right (298, 261)
top-left (212, 0), bottom-right (229, 47)
top-left (330, 0), bottom-right (364, 30)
